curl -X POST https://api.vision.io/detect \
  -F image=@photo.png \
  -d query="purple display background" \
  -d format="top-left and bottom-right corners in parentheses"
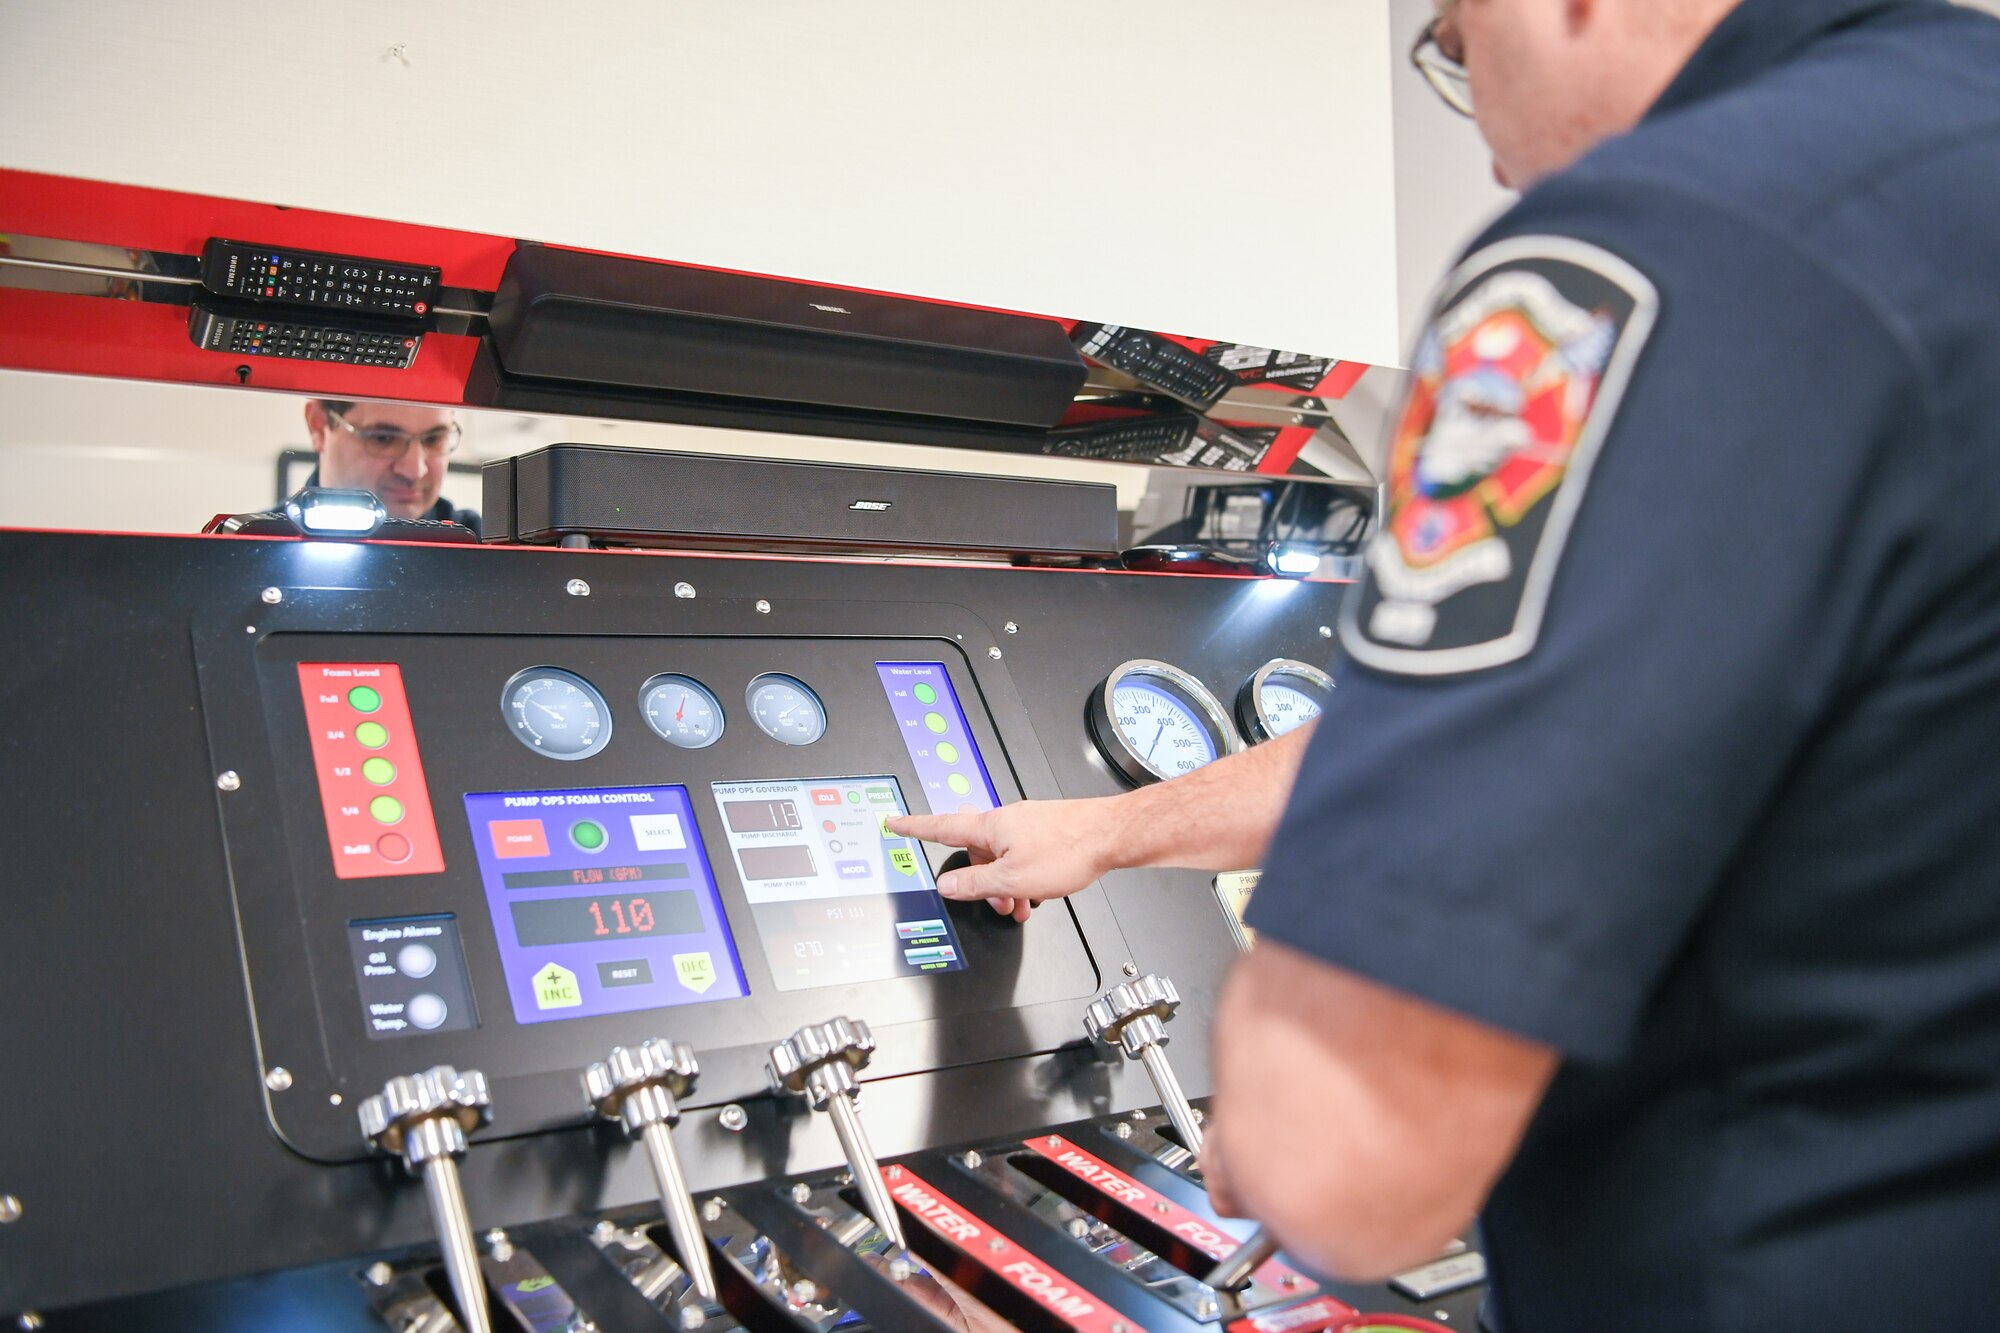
top-left (463, 784), bottom-right (749, 1025)
top-left (875, 662), bottom-right (1000, 814)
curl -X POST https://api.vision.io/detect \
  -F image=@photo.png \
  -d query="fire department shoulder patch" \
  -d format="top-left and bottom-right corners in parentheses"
top-left (1343, 236), bottom-right (1659, 675)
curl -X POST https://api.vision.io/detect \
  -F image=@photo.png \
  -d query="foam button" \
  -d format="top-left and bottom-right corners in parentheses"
top-left (354, 721), bottom-right (389, 749)
top-left (361, 757), bottom-right (396, 785)
top-left (396, 942), bottom-right (438, 979)
top-left (376, 831), bottom-right (413, 862)
top-left (369, 795), bottom-right (405, 825)
top-left (406, 993), bottom-right (449, 1030)
top-left (348, 685), bottom-right (382, 712)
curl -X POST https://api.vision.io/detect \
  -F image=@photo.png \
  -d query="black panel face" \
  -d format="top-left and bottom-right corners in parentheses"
top-left (228, 632), bottom-right (1103, 1160)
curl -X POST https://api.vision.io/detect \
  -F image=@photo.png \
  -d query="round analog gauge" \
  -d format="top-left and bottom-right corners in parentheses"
top-left (1088, 659), bottom-right (1240, 785)
top-left (746, 673), bottom-right (827, 746)
top-left (639, 673), bottom-right (725, 749)
top-left (1237, 658), bottom-right (1335, 743)
top-left (501, 666), bottom-right (612, 761)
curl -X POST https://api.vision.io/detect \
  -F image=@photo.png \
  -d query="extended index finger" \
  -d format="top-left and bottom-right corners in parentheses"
top-left (887, 810), bottom-right (993, 850)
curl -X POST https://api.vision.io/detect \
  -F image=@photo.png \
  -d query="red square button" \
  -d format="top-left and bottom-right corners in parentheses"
top-left (490, 820), bottom-right (549, 858)
top-left (811, 788), bottom-right (843, 807)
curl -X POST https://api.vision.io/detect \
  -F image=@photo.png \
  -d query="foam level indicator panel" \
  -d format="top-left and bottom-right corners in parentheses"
top-left (297, 664), bottom-right (445, 878)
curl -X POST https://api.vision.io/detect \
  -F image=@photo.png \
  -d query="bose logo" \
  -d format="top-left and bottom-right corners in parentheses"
top-left (811, 303), bottom-right (852, 314)
top-left (849, 500), bottom-right (893, 512)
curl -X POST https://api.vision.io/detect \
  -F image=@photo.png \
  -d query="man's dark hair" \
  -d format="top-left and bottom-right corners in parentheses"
top-left (312, 398), bottom-right (358, 417)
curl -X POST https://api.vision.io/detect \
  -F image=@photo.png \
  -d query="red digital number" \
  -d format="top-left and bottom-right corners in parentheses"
top-left (630, 898), bottom-right (655, 932)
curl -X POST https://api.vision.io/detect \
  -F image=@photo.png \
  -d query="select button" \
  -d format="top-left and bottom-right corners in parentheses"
top-left (598, 959), bottom-right (654, 989)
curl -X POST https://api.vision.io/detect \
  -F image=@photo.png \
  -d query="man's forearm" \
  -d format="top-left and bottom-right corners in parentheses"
top-left (1099, 721), bottom-right (1315, 872)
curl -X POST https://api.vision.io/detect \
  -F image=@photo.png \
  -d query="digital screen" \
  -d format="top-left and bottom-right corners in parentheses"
top-left (463, 785), bottom-right (749, 1025)
top-left (711, 775), bottom-right (968, 991)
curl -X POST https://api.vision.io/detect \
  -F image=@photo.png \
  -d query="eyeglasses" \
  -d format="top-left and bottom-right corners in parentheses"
top-left (1412, 3), bottom-right (1474, 118)
top-left (326, 410), bottom-right (462, 458)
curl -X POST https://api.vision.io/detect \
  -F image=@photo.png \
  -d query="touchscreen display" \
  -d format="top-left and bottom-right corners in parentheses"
top-left (711, 775), bottom-right (968, 991)
top-left (464, 785), bottom-right (749, 1025)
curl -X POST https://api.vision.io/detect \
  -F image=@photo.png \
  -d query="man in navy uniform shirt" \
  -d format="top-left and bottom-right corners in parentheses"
top-left (891, 0), bottom-right (2000, 1324)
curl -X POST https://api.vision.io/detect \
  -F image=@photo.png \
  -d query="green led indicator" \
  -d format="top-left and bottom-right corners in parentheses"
top-left (913, 683), bottom-right (937, 704)
top-left (354, 721), bottom-right (389, 749)
top-left (935, 741), bottom-right (960, 764)
top-left (570, 820), bottom-right (607, 851)
top-left (947, 773), bottom-right (973, 797)
top-left (361, 757), bottom-right (396, 785)
top-left (369, 795), bottom-right (404, 825)
top-left (923, 712), bottom-right (948, 734)
top-left (348, 686), bottom-right (382, 713)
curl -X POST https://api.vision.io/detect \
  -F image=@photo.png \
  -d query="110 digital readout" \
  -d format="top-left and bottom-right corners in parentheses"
top-left (510, 889), bottom-right (704, 947)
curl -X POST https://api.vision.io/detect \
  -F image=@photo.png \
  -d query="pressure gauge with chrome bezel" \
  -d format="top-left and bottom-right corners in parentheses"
top-left (1236, 658), bottom-right (1335, 743)
top-left (1088, 659), bottom-right (1242, 785)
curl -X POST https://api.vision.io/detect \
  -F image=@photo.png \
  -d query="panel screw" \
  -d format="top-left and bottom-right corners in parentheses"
top-left (836, 1171), bottom-right (854, 1186)
top-left (1111, 1324), bottom-right (1129, 1333)
top-left (366, 1261), bottom-right (394, 1287)
top-left (17, 1314), bottom-right (42, 1330)
top-left (216, 770), bottom-right (241, 792)
top-left (790, 1280), bottom-right (817, 1304)
top-left (1121, 961), bottom-right (1139, 978)
top-left (791, 1182), bottom-right (812, 1204)
top-left (718, 1103), bottom-right (748, 1132)
top-left (1129, 1108), bottom-right (1147, 1121)
top-left (700, 1199), bottom-right (724, 1223)
top-left (1067, 1217), bottom-right (1090, 1238)
top-left (962, 1150), bottom-right (983, 1169)
top-left (887, 1257), bottom-right (913, 1283)
top-left (886, 1165), bottom-right (903, 1180)
top-left (1153, 1200), bottom-right (1170, 1214)
top-left (1003, 622), bottom-right (1018, 634)
top-left (264, 1066), bottom-right (292, 1092)
top-left (566, 578), bottom-right (591, 597)
top-left (1191, 1107), bottom-right (1205, 1125)
top-left (755, 600), bottom-right (772, 614)
top-left (1113, 1122), bottom-right (1132, 1139)
top-left (260, 586), bottom-right (283, 604)
top-left (592, 1220), bottom-right (618, 1244)
top-left (245, 624), bottom-right (257, 633)
top-left (679, 1309), bottom-right (707, 1330)
top-left (1195, 1295), bottom-right (1219, 1319)
top-left (1435, 1313), bottom-right (1450, 1322)
top-left (1281, 1273), bottom-right (1301, 1289)
top-left (987, 647), bottom-right (1003, 660)
top-left (1318, 625), bottom-right (1333, 639)
top-left (329, 1093), bottom-right (343, 1106)
top-left (987, 1237), bottom-right (1005, 1252)
top-left (674, 582), bottom-right (697, 599)
top-left (485, 1227), bottom-right (508, 1248)
top-left (0, 1196), bottom-right (19, 1224)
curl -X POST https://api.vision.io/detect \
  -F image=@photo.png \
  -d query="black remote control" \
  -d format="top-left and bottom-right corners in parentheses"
top-left (1074, 324), bottom-right (1239, 410)
top-left (200, 239), bottom-right (440, 320)
top-left (188, 300), bottom-right (422, 369)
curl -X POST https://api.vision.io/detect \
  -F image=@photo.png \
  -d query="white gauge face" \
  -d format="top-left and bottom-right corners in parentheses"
top-left (640, 674), bottom-right (725, 749)
top-left (746, 674), bottom-right (827, 746)
top-left (1259, 681), bottom-right (1325, 737)
top-left (1239, 659), bottom-right (1336, 744)
top-left (1110, 680), bottom-right (1220, 778)
top-left (502, 667), bottom-right (612, 760)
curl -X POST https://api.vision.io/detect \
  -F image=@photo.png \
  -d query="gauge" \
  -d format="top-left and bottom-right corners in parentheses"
top-left (501, 666), bottom-right (612, 760)
top-left (639, 673), bottom-right (725, 749)
top-left (1237, 658), bottom-right (1335, 743)
top-left (1088, 659), bottom-right (1240, 785)
top-left (746, 673), bottom-right (827, 746)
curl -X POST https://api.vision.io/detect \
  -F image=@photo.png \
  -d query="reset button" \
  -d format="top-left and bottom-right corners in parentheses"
top-left (598, 959), bottom-right (654, 989)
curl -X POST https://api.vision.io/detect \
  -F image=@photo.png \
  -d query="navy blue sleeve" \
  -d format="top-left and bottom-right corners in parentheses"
top-left (1244, 179), bottom-right (1931, 1063)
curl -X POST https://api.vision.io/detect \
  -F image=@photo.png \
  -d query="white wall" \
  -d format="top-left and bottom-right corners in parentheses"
top-left (0, 1), bottom-right (1404, 367)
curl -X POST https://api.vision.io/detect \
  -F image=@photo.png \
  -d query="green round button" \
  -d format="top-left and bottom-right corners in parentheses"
top-left (847, 790), bottom-right (863, 804)
top-left (361, 757), bottom-right (396, 785)
top-left (354, 721), bottom-right (389, 749)
top-left (913, 683), bottom-right (937, 705)
top-left (571, 820), bottom-right (607, 851)
top-left (935, 741), bottom-right (960, 764)
top-left (368, 795), bottom-right (404, 825)
top-left (923, 712), bottom-right (948, 734)
top-left (348, 686), bottom-right (382, 713)
top-left (947, 773), bottom-right (973, 796)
